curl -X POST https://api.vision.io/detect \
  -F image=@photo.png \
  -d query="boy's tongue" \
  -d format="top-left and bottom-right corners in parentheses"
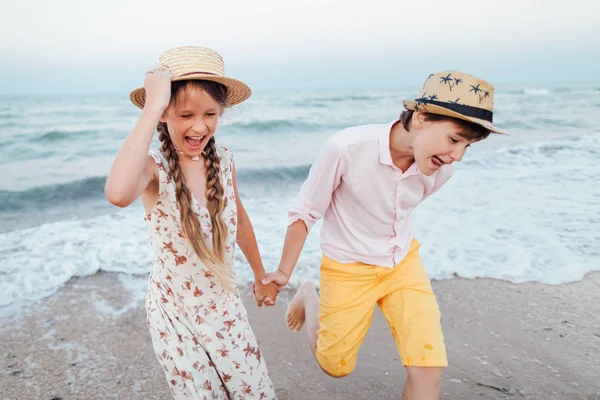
top-left (186, 137), bottom-right (203, 149)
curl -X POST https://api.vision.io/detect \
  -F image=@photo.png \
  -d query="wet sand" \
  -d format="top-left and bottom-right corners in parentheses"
top-left (1, 272), bottom-right (599, 399)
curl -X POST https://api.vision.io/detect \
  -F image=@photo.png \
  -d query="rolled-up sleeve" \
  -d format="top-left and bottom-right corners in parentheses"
top-left (288, 137), bottom-right (345, 231)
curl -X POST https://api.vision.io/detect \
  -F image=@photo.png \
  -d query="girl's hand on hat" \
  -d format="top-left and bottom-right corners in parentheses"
top-left (143, 67), bottom-right (173, 114)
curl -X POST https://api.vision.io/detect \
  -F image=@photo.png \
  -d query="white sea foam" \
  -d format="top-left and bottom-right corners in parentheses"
top-left (522, 88), bottom-right (550, 96)
top-left (1, 133), bottom-right (599, 308)
top-left (2, 88), bottom-right (600, 310)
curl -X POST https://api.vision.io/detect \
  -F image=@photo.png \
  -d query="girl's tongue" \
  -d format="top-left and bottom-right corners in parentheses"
top-left (186, 136), bottom-right (204, 149)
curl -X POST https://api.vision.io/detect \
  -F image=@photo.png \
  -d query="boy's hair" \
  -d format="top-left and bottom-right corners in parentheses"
top-left (157, 80), bottom-right (236, 290)
top-left (400, 110), bottom-right (491, 141)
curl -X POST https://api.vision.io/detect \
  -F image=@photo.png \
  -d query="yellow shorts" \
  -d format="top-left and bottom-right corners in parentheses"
top-left (315, 239), bottom-right (447, 377)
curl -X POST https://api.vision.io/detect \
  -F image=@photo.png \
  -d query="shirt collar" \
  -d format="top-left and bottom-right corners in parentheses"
top-left (379, 119), bottom-right (400, 167)
top-left (378, 119), bottom-right (423, 176)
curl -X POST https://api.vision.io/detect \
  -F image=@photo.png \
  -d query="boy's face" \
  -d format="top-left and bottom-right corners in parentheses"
top-left (160, 85), bottom-right (222, 157)
top-left (412, 116), bottom-right (480, 176)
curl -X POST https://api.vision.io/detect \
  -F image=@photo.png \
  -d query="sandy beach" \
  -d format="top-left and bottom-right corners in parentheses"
top-left (1, 272), bottom-right (599, 400)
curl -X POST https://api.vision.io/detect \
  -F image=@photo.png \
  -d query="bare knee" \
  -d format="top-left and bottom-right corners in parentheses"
top-left (406, 366), bottom-right (444, 386)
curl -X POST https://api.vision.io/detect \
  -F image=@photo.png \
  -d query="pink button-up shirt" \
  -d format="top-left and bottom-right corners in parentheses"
top-left (288, 120), bottom-right (454, 268)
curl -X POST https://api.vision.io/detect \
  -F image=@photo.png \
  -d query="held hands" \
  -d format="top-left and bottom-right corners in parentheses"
top-left (253, 279), bottom-right (280, 308)
top-left (251, 269), bottom-right (290, 308)
top-left (261, 269), bottom-right (290, 288)
top-left (143, 67), bottom-right (173, 114)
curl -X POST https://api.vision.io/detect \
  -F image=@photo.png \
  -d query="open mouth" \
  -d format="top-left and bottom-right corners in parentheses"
top-left (185, 136), bottom-right (206, 150)
top-left (432, 155), bottom-right (445, 168)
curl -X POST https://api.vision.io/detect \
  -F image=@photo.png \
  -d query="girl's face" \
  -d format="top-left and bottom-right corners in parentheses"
top-left (411, 113), bottom-right (478, 175)
top-left (160, 85), bottom-right (222, 157)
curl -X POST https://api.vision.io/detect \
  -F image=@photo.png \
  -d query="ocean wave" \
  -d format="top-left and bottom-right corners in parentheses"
top-left (237, 164), bottom-right (310, 183)
top-left (1, 133), bottom-right (600, 308)
top-left (0, 194), bottom-right (313, 308)
top-left (0, 164), bottom-right (312, 213)
top-left (40, 129), bottom-right (98, 142)
top-left (552, 87), bottom-right (572, 93)
top-left (4, 132), bottom-right (599, 213)
top-left (493, 118), bottom-right (589, 130)
top-left (0, 121), bottom-right (20, 129)
top-left (504, 88), bottom-right (550, 96)
top-left (0, 176), bottom-right (106, 213)
top-left (294, 95), bottom-right (382, 107)
top-left (322, 95), bottom-right (379, 102)
top-left (462, 132), bottom-right (599, 168)
top-left (2, 87), bottom-right (600, 309)
top-left (530, 118), bottom-right (589, 129)
top-left (523, 88), bottom-right (550, 95)
top-left (492, 120), bottom-right (536, 130)
top-left (223, 120), bottom-right (324, 134)
top-left (0, 111), bottom-right (16, 118)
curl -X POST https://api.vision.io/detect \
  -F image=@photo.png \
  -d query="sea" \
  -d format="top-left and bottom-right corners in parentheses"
top-left (1, 85), bottom-right (599, 309)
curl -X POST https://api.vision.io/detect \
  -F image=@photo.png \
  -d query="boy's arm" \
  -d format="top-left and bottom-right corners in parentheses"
top-left (262, 136), bottom-right (345, 287)
top-left (260, 220), bottom-right (309, 287)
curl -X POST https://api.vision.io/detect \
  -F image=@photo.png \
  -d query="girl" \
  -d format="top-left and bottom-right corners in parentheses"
top-left (105, 46), bottom-right (278, 399)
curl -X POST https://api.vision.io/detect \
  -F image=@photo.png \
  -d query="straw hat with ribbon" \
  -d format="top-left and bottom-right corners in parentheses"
top-left (403, 71), bottom-right (505, 134)
top-left (130, 46), bottom-right (252, 109)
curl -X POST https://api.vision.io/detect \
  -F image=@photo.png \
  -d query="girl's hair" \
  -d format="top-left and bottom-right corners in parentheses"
top-left (400, 110), bottom-right (491, 141)
top-left (157, 80), bottom-right (235, 289)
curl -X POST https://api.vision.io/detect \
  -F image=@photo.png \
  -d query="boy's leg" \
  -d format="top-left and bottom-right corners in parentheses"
top-left (286, 281), bottom-right (320, 355)
top-left (378, 240), bottom-right (447, 399)
top-left (402, 379), bottom-right (411, 400)
top-left (404, 367), bottom-right (444, 400)
top-left (285, 256), bottom-right (378, 378)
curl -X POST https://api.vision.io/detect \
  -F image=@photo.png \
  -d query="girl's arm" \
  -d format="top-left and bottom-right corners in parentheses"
top-left (105, 109), bottom-right (160, 207)
top-left (232, 162), bottom-right (279, 305)
top-left (104, 69), bottom-right (172, 207)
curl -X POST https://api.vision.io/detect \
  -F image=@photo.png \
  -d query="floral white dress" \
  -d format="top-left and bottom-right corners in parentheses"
top-left (144, 147), bottom-right (276, 400)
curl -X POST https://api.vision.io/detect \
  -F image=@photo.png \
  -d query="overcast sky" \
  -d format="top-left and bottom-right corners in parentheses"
top-left (1, 0), bottom-right (598, 94)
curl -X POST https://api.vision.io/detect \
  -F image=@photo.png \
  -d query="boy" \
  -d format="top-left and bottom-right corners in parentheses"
top-left (260, 71), bottom-right (504, 399)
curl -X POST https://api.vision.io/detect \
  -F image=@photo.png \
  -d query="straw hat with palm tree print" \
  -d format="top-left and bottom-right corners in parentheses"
top-left (403, 71), bottom-right (505, 134)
